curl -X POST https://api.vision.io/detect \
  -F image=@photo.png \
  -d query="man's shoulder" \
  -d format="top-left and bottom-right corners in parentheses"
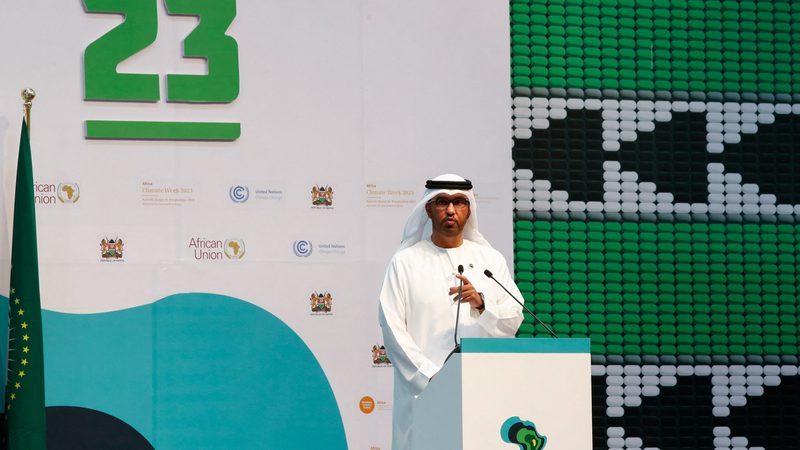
top-left (463, 239), bottom-right (504, 259)
top-left (388, 241), bottom-right (446, 274)
top-left (391, 240), bottom-right (433, 262)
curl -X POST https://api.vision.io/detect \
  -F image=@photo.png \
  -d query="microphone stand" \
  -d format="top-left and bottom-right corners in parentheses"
top-left (445, 265), bottom-right (465, 363)
top-left (484, 269), bottom-right (558, 338)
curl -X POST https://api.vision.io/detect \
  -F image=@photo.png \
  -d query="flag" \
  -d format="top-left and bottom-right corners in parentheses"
top-left (2, 120), bottom-right (46, 449)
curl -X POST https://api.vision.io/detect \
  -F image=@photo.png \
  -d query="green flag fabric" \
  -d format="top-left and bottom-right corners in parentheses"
top-left (3, 120), bottom-right (46, 450)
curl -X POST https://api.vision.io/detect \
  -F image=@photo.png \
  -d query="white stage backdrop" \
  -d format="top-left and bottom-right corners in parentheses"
top-left (0, 1), bottom-right (512, 448)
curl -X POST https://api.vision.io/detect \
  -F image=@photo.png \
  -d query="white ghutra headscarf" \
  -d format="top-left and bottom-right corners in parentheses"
top-left (398, 173), bottom-right (491, 250)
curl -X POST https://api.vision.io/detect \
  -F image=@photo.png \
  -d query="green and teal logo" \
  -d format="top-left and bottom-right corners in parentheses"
top-left (501, 416), bottom-right (547, 450)
top-left (82, 0), bottom-right (241, 141)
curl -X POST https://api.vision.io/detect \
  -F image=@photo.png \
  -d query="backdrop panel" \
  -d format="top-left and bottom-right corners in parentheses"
top-left (0, 1), bottom-right (513, 448)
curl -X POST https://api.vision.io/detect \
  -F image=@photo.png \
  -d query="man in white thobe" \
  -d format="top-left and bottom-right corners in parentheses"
top-left (379, 174), bottom-right (524, 450)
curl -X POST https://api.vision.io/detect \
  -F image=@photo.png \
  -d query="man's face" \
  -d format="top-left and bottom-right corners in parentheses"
top-left (426, 193), bottom-right (471, 238)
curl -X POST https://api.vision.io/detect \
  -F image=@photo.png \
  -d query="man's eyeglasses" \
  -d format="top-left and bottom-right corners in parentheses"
top-left (427, 197), bottom-right (470, 211)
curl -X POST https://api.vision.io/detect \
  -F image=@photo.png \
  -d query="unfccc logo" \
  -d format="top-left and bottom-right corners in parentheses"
top-left (293, 240), bottom-right (313, 257)
top-left (229, 185), bottom-right (249, 203)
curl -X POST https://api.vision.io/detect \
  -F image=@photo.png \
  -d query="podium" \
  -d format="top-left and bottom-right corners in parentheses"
top-left (412, 338), bottom-right (592, 449)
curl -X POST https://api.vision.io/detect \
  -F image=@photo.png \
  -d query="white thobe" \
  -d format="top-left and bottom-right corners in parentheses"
top-left (378, 238), bottom-right (524, 450)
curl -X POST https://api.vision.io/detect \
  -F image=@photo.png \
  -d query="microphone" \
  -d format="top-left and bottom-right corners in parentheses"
top-left (453, 265), bottom-right (464, 349)
top-left (445, 265), bottom-right (465, 364)
top-left (483, 269), bottom-right (558, 338)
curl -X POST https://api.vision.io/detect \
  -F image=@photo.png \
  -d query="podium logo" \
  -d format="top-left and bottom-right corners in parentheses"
top-left (501, 416), bottom-right (547, 450)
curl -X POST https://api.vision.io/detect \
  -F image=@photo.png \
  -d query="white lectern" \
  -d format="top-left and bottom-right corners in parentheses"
top-left (412, 338), bottom-right (592, 449)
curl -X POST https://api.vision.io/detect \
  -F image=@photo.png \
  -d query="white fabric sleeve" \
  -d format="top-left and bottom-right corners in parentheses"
top-left (476, 253), bottom-right (524, 336)
top-left (378, 258), bottom-right (441, 394)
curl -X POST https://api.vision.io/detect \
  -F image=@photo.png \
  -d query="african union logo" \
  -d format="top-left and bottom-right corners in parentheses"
top-left (224, 239), bottom-right (245, 259)
top-left (229, 185), bottom-right (249, 203)
top-left (310, 292), bottom-right (333, 313)
top-left (293, 240), bottom-right (313, 257)
top-left (100, 237), bottom-right (124, 259)
top-left (501, 416), bottom-right (547, 450)
top-left (311, 185), bottom-right (334, 207)
top-left (57, 182), bottom-right (80, 203)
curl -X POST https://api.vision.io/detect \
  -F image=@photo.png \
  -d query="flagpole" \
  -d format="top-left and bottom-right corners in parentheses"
top-left (6, 86), bottom-right (46, 450)
top-left (21, 88), bottom-right (35, 132)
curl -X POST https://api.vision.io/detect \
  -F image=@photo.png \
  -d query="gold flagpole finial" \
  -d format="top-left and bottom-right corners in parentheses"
top-left (21, 88), bottom-right (36, 131)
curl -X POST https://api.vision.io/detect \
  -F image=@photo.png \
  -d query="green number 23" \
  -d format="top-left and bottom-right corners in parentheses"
top-left (83, 0), bottom-right (239, 103)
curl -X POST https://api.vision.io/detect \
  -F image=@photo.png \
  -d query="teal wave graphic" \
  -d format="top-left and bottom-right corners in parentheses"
top-left (41, 293), bottom-right (347, 449)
